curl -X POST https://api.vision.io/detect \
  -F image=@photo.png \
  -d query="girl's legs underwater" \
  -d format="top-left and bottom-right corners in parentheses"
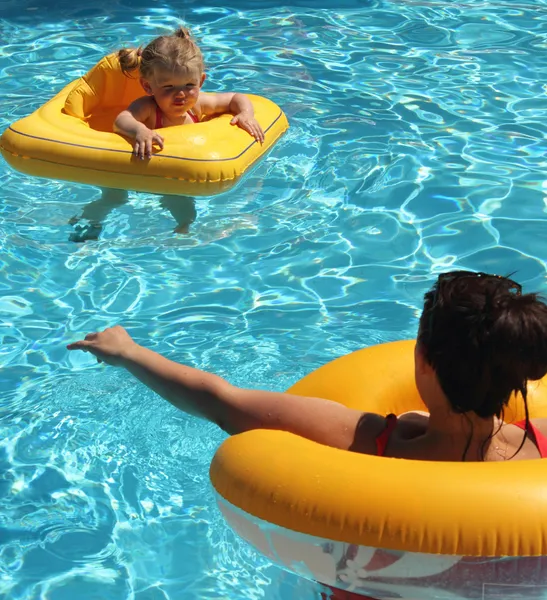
top-left (69, 189), bottom-right (197, 241)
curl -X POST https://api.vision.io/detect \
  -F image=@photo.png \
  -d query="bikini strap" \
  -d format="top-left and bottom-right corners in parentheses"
top-left (514, 419), bottom-right (547, 458)
top-left (155, 106), bottom-right (197, 127)
top-left (375, 413), bottom-right (397, 457)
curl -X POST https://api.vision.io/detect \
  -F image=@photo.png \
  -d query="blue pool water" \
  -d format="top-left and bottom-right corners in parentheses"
top-left (2, 0), bottom-right (547, 598)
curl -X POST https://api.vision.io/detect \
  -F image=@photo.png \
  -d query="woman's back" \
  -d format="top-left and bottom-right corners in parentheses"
top-left (365, 411), bottom-right (547, 461)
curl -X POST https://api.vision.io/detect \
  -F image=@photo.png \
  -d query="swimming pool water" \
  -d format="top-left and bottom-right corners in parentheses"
top-left (1, 0), bottom-right (547, 598)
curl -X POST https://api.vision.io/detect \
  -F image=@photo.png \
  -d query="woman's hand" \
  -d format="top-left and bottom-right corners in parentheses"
top-left (67, 325), bottom-right (138, 366)
top-left (134, 126), bottom-right (164, 160)
top-left (230, 112), bottom-right (264, 143)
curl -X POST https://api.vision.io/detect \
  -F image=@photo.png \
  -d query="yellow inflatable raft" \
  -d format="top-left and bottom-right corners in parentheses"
top-left (210, 340), bottom-right (547, 600)
top-left (0, 53), bottom-right (288, 196)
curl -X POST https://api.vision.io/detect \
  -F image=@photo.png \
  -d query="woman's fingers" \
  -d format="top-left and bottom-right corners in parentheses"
top-left (66, 340), bottom-right (86, 350)
top-left (66, 340), bottom-right (107, 365)
top-left (66, 339), bottom-right (95, 352)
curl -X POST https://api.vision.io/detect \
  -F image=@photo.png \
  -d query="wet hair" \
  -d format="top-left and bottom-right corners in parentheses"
top-left (117, 26), bottom-right (205, 80)
top-left (417, 271), bottom-right (547, 424)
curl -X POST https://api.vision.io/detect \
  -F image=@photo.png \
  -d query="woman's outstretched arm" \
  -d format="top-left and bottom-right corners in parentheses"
top-left (67, 326), bottom-right (379, 450)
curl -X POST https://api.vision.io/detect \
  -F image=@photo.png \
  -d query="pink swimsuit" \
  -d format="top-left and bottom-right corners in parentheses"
top-left (154, 105), bottom-right (199, 128)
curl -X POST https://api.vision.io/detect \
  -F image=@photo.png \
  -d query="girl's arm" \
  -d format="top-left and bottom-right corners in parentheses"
top-left (67, 326), bottom-right (375, 451)
top-left (114, 97), bottom-right (164, 159)
top-left (199, 92), bottom-right (265, 143)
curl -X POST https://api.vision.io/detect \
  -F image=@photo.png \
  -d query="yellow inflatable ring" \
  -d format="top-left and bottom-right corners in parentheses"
top-left (0, 53), bottom-right (289, 196)
top-left (210, 340), bottom-right (547, 599)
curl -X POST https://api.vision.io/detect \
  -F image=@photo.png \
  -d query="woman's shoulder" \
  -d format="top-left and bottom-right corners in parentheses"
top-left (349, 412), bottom-right (398, 454)
top-left (530, 418), bottom-right (547, 436)
top-left (397, 410), bottom-right (429, 439)
top-left (349, 411), bottom-right (428, 454)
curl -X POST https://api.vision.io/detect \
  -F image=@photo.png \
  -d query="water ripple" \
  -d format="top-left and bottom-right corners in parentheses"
top-left (2, 1), bottom-right (547, 598)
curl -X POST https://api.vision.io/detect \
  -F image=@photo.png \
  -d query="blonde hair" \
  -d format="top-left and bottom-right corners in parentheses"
top-left (118, 26), bottom-right (204, 79)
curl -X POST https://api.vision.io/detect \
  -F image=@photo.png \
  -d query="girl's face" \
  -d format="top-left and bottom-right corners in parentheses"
top-left (141, 66), bottom-right (205, 120)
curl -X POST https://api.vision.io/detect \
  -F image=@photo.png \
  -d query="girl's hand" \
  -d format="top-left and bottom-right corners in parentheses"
top-left (134, 126), bottom-right (164, 159)
top-left (230, 112), bottom-right (264, 144)
top-left (67, 325), bottom-right (138, 366)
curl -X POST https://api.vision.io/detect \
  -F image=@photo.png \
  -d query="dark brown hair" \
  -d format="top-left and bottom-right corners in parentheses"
top-left (418, 271), bottom-right (547, 420)
top-left (117, 26), bottom-right (204, 80)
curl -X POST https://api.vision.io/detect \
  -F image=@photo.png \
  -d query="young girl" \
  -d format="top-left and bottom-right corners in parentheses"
top-left (69, 26), bottom-right (264, 242)
top-left (114, 26), bottom-right (265, 159)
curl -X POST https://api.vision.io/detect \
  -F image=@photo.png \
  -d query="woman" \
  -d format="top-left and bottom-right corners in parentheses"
top-left (67, 270), bottom-right (547, 461)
